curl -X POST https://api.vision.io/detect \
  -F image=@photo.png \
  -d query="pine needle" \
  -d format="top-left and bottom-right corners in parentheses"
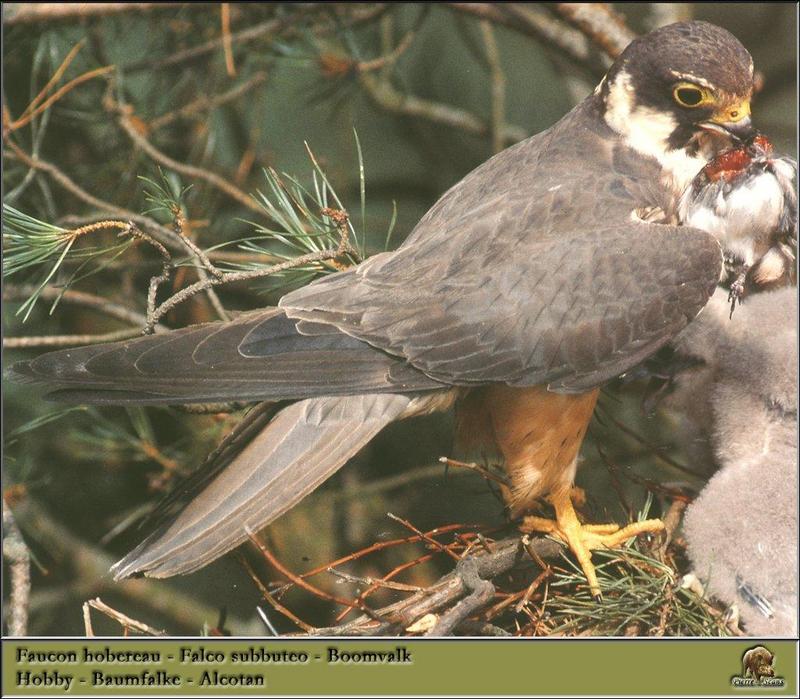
top-left (2, 205), bottom-right (132, 321)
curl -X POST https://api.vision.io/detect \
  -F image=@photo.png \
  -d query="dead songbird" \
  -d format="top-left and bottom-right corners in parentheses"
top-left (678, 134), bottom-right (797, 315)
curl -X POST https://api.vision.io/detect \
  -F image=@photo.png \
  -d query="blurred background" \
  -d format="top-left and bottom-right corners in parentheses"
top-left (2, 3), bottom-right (796, 636)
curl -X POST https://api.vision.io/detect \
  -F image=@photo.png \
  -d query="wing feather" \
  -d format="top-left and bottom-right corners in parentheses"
top-left (8, 308), bottom-right (443, 404)
top-left (281, 99), bottom-right (722, 392)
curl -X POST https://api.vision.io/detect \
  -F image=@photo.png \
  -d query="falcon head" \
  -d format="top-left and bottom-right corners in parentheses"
top-left (600, 21), bottom-right (756, 189)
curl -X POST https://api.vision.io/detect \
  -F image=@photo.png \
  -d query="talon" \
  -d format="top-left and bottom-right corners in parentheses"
top-left (522, 489), bottom-right (665, 599)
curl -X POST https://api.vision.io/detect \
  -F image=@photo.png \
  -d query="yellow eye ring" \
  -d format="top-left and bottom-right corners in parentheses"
top-left (672, 82), bottom-right (714, 108)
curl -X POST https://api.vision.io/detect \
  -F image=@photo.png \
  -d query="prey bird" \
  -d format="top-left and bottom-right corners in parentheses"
top-left (679, 133), bottom-right (797, 315)
top-left (9, 22), bottom-right (764, 598)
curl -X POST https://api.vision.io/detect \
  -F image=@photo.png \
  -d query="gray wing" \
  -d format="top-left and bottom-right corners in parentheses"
top-left (8, 308), bottom-right (443, 404)
top-left (281, 100), bottom-right (722, 393)
top-left (112, 393), bottom-right (415, 578)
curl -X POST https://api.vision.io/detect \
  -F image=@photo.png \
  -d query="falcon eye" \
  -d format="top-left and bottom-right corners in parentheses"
top-left (672, 83), bottom-right (711, 108)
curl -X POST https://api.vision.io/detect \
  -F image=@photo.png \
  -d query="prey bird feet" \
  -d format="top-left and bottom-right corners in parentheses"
top-left (521, 489), bottom-right (665, 600)
top-left (727, 268), bottom-right (749, 318)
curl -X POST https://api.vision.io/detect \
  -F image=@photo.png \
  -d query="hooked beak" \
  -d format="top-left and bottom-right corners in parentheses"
top-left (700, 116), bottom-right (754, 141)
top-left (700, 99), bottom-right (754, 142)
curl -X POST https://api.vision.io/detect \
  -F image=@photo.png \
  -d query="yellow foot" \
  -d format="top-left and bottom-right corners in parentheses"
top-left (520, 489), bottom-right (664, 600)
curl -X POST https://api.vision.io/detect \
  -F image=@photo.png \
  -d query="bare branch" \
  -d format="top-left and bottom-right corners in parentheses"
top-left (220, 3), bottom-right (236, 77)
top-left (427, 558), bottom-right (495, 635)
top-left (4, 328), bottom-right (142, 350)
top-left (247, 528), bottom-right (382, 620)
top-left (12, 497), bottom-right (260, 635)
top-left (359, 72), bottom-right (527, 145)
top-left (2, 3), bottom-right (182, 25)
top-left (144, 207), bottom-right (355, 328)
top-left (239, 556), bottom-right (315, 633)
top-left (148, 72), bottom-right (268, 132)
top-left (119, 5), bottom-right (388, 74)
top-left (110, 96), bottom-right (265, 216)
top-left (82, 602), bottom-right (94, 637)
top-left (479, 19), bottom-right (507, 154)
top-left (3, 284), bottom-right (162, 330)
top-left (555, 3), bottom-right (637, 59)
top-left (301, 536), bottom-right (563, 636)
top-left (3, 142), bottom-right (181, 253)
top-left (447, 3), bottom-right (609, 76)
top-left (85, 597), bottom-right (166, 636)
top-left (2, 502), bottom-right (31, 636)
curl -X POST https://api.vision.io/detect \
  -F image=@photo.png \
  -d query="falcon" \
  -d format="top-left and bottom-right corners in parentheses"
top-left (9, 22), bottom-right (761, 598)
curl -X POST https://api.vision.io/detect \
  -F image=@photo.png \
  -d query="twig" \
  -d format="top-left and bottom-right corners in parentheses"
top-left (327, 568), bottom-right (423, 593)
top-left (446, 3), bottom-right (609, 76)
top-left (334, 552), bottom-right (437, 624)
top-left (301, 536), bottom-right (562, 636)
top-left (359, 72), bottom-right (527, 145)
top-left (295, 523), bottom-right (488, 623)
top-left (122, 14), bottom-right (294, 73)
top-left (387, 513), bottom-right (460, 561)
top-left (169, 205), bottom-right (223, 281)
top-left (481, 589), bottom-right (526, 621)
top-left (3, 3), bottom-right (181, 24)
top-left (6, 66), bottom-right (115, 133)
top-left (148, 72), bottom-right (268, 131)
top-left (121, 4), bottom-right (390, 73)
top-left (4, 328), bottom-right (142, 349)
top-left (439, 457), bottom-right (509, 487)
top-left (144, 207), bottom-right (354, 328)
top-left (3, 284), bottom-right (164, 331)
top-left (514, 566), bottom-right (552, 613)
top-left (3, 142), bottom-right (180, 253)
top-left (2, 502), bottom-right (31, 636)
top-left (246, 528), bottom-right (381, 619)
top-left (298, 522), bottom-right (475, 583)
top-left (355, 8), bottom-right (427, 73)
top-left (15, 39), bottom-right (86, 123)
top-left (111, 97), bottom-right (265, 216)
top-left (427, 558), bottom-right (495, 635)
top-left (82, 602), bottom-right (94, 637)
top-left (479, 19), bottom-right (506, 154)
top-left (220, 3), bottom-right (236, 77)
top-left (6, 143), bottom-right (239, 326)
top-left (240, 556), bottom-right (314, 633)
top-left (149, 199), bottom-right (230, 324)
top-left (114, 222), bottom-right (172, 333)
top-left (85, 597), bottom-right (166, 636)
top-left (555, 4), bottom-right (637, 59)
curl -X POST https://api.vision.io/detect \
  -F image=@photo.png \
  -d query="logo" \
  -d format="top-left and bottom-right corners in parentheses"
top-left (731, 646), bottom-right (785, 688)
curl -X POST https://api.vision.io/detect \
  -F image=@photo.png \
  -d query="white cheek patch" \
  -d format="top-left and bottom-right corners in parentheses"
top-left (604, 70), bottom-right (706, 194)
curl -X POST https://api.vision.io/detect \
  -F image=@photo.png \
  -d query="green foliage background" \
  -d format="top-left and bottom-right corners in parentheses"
top-left (2, 3), bottom-right (796, 636)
